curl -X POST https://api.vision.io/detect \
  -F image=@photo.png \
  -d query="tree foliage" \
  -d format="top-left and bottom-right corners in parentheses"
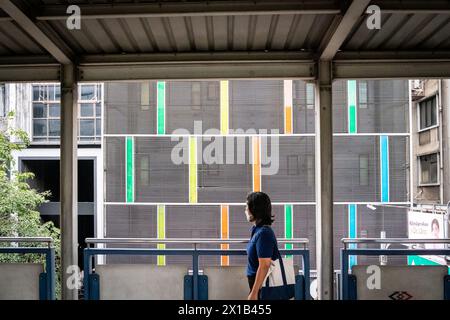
top-left (0, 114), bottom-right (61, 298)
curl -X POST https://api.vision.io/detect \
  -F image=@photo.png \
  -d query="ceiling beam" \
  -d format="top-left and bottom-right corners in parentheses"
top-left (0, 63), bottom-right (60, 82)
top-left (0, 0), bottom-right (72, 64)
top-left (333, 59), bottom-right (450, 79)
top-left (77, 52), bottom-right (316, 81)
top-left (336, 51), bottom-right (450, 60)
top-left (319, 0), bottom-right (371, 61)
top-left (37, 1), bottom-right (340, 20)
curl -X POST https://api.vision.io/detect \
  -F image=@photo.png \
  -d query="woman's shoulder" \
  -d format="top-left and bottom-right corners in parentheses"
top-left (255, 225), bottom-right (276, 239)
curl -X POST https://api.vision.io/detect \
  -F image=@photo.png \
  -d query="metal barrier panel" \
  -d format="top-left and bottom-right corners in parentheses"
top-left (351, 265), bottom-right (448, 300)
top-left (202, 266), bottom-right (249, 300)
top-left (95, 264), bottom-right (188, 300)
top-left (0, 263), bottom-right (44, 300)
top-left (203, 266), bottom-right (301, 300)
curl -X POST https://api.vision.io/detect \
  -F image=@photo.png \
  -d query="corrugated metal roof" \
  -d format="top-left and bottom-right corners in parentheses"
top-left (36, 14), bottom-right (335, 54)
top-left (0, 1), bottom-right (449, 66)
top-left (343, 12), bottom-right (450, 51)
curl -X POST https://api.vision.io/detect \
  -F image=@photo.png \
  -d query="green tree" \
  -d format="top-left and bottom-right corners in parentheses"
top-left (0, 114), bottom-right (61, 298)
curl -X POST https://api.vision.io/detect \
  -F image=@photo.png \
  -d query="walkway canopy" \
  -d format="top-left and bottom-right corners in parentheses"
top-left (0, 0), bottom-right (449, 80)
top-left (0, 0), bottom-right (449, 300)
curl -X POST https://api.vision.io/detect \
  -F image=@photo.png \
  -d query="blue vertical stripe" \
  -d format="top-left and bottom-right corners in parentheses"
top-left (348, 205), bottom-right (357, 269)
top-left (380, 135), bottom-right (390, 202)
top-left (348, 204), bottom-right (357, 269)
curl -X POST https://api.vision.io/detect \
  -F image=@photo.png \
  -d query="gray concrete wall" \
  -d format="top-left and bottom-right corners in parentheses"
top-left (95, 264), bottom-right (188, 300)
top-left (0, 263), bottom-right (43, 300)
top-left (352, 265), bottom-right (448, 300)
top-left (203, 266), bottom-right (249, 300)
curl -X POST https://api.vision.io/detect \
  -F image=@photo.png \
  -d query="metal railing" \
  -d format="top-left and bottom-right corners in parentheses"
top-left (83, 237), bottom-right (310, 300)
top-left (0, 237), bottom-right (55, 300)
top-left (340, 238), bottom-right (450, 300)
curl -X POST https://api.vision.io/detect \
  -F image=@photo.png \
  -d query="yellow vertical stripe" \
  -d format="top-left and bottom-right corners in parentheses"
top-left (252, 136), bottom-right (261, 192)
top-left (284, 105), bottom-right (293, 134)
top-left (189, 137), bottom-right (198, 203)
top-left (221, 205), bottom-right (229, 266)
top-left (157, 204), bottom-right (166, 266)
top-left (220, 81), bottom-right (229, 135)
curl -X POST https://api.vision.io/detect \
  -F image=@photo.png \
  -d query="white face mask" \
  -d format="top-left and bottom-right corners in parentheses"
top-left (245, 208), bottom-right (254, 222)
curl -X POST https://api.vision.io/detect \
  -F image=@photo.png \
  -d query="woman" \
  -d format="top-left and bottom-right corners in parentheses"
top-left (245, 191), bottom-right (277, 300)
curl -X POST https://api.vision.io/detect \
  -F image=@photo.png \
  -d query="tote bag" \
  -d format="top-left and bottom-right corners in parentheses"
top-left (260, 244), bottom-right (296, 300)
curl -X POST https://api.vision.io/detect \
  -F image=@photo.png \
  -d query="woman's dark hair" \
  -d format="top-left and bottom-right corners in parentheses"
top-left (431, 218), bottom-right (440, 231)
top-left (246, 192), bottom-right (274, 226)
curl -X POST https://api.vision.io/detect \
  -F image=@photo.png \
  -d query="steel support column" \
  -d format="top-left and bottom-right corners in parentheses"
top-left (315, 60), bottom-right (334, 300)
top-left (60, 64), bottom-right (78, 300)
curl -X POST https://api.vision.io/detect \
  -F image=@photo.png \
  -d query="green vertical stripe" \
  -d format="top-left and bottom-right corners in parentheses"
top-left (157, 81), bottom-right (165, 135)
top-left (157, 204), bottom-right (166, 266)
top-left (285, 205), bottom-right (293, 257)
top-left (348, 80), bottom-right (357, 134)
top-left (126, 136), bottom-right (134, 203)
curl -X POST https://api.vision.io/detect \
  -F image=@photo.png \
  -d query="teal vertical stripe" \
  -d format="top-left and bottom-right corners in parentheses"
top-left (348, 204), bottom-right (357, 269)
top-left (347, 80), bottom-right (357, 134)
top-left (284, 205), bottom-right (293, 251)
top-left (157, 81), bottom-right (165, 135)
top-left (380, 135), bottom-right (390, 202)
top-left (126, 136), bottom-right (134, 202)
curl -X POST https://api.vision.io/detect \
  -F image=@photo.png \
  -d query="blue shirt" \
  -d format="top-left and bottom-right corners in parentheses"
top-left (246, 225), bottom-right (277, 276)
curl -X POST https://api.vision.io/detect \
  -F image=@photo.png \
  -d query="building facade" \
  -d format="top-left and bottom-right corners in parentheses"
top-left (1, 79), bottom-right (412, 270)
top-left (411, 79), bottom-right (450, 205)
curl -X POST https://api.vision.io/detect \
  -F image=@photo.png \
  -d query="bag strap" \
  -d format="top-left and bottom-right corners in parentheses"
top-left (274, 242), bottom-right (288, 286)
top-left (264, 239), bottom-right (288, 287)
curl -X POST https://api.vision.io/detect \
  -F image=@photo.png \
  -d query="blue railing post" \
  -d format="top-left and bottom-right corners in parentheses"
top-left (83, 248), bottom-right (91, 300)
top-left (303, 250), bottom-right (311, 300)
top-left (193, 250), bottom-right (199, 300)
top-left (341, 248), bottom-right (349, 300)
top-left (46, 247), bottom-right (55, 300)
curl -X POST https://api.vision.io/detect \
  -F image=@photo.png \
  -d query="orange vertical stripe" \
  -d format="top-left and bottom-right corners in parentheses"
top-left (285, 105), bottom-right (293, 134)
top-left (221, 205), bottom-right (229, 266)
top-left (252, 136), bottom-right (261, 192)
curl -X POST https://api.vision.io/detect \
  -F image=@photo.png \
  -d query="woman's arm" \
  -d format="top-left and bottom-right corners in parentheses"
top-left (248, 257), bottom-right (271, 300)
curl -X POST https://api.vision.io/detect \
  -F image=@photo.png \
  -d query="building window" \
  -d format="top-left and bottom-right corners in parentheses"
top-left (359, 155), bottom-right (369, 186)
top-left (78, 84), bottom-right (102, 142)
top-left (419, 96), bottom-right (437, 130)
top-left (306, 154), bottom-right (314, 186)
top-left (32, 83), bottom-right (102, 143)
top-left (419, 153), bottom-right (438, 185)
top-left (32, 84), bottom-right (61, 142)
top-left (358, 81), bottom-right (368, 108)
top-left (140, 156), bottom-right (150, 186)
top-left (191, 82), bottom-right (201, 110)
top-left (306, 83), bottom-right (314, 109)
top-left (207, 82), bottom-right (218, 100)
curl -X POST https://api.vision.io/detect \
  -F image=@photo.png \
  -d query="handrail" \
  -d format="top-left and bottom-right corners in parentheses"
top-left (86, 237), bottom-right (309, 247)
top-left (342, 238), bottom-right (450, 248)
top-left (0, 237), bottom-right (53, 246)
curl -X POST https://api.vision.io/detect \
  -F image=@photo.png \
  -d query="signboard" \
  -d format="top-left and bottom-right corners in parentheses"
top-left (408, 211), bottom-right (446, 266)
